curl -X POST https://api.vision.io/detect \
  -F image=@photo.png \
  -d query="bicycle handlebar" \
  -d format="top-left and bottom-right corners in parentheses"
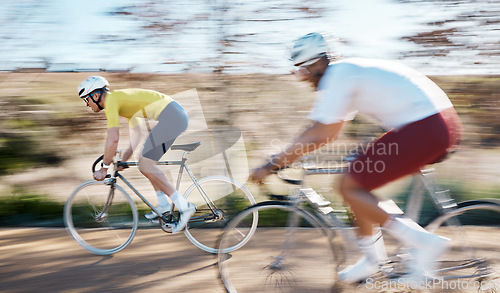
top-left (91, 155), bottom-right (129, 178)
top-left (268, 167), bottom-right (303, 186)
top-left (91, 155), bottom-right (104, 173)
top-left (268, 153), bottom-right (352, 185)
top-left (274, 171), bottom-right (303, 185)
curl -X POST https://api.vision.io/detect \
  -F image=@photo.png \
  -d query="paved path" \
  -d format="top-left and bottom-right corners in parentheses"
top-left (0, 228), bottom-right (225, 293)
top-left (1, 227), bottom-right (499, 293)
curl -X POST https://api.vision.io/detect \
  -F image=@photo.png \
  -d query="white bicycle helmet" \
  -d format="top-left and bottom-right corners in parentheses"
top-left (290, 32), bottom-right (330, 66)
top-left (78, 76), bottom-right (109, 98)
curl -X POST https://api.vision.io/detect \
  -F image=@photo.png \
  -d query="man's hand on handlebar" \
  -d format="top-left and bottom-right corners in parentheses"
top-left (249, 164), bottom-right (273, 184)
top-left (117, 162), bottom-right (127, 172)
top-left (93, 168), bottom-right (108, 181)
top-left (249, 157), bottom-right (283, 184)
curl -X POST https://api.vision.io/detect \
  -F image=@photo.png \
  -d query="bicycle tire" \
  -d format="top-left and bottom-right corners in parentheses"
top-left (425, 199), bottom-right (500, 284)
top-left (183, 176), bottom-right (257, 254)
top-left (218, 201), bottom-right (340, 293)
top-left (64, 180), bottom-right (138, 255)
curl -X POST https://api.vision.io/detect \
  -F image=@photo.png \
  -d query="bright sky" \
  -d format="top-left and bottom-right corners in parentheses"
top-left (0, 0), bottom-right (498, 74)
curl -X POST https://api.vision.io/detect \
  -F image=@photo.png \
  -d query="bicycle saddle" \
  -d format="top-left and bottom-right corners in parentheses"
top-left (171, 141), bottom-right (202, 152)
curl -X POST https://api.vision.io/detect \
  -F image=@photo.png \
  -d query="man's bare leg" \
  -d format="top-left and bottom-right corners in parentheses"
top-left (139, 156), bottom-right (195, 233)
top-left (138, 156), bottom-right (176, 195)
top-left (339, 174), bottom-right (390, 236)
top-left (336, 174), bottom-right (391, 282)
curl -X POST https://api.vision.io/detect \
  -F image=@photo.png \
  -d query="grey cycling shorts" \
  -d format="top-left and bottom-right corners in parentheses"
top-left (142, 101), bottom-right (188, 161)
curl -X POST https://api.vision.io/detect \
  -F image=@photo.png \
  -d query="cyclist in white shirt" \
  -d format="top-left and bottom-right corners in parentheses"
top-left (250, 33), bottom-right (463, 283)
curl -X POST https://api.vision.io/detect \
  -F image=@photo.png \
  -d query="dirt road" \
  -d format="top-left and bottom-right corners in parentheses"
top-left (1, 227), bottom-right (499, 293)
top-left (0, 228), bottom-right (225, 293)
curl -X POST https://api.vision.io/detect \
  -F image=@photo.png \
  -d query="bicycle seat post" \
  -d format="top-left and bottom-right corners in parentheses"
top-left (115, 149), bottom-right (122, 161)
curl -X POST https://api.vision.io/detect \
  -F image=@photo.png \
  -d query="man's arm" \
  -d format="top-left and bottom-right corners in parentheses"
top-left (123, 124), bottom-right (144, 163)
top-left (120, 143), bottom-right (134, 162)
top-left (102, 127), bottom-right (120, 166)
top-left (250, 121), bottom-right (344, 183)
top-left (94, 127), bottom-right (119, 180)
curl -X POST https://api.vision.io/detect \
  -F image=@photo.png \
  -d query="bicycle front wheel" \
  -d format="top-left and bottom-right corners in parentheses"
top-left (64, 180), bottom-right (138, 255)
top-left (183, 176), bottom-right (257, 254)
top-left (426, 200), bottom-right (500, 284)
top-left (218, 202), bottom-right (341, 293)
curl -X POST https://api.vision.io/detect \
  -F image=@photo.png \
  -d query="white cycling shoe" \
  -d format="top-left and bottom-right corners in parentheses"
top-left (338, 234), bottom-right (449, 284)
top-left (338, 256), bottom-right (379, 283)
top-left (408, 233), bottom-right (451, 280)
top-left (171, 203), bottom-right (196, 234)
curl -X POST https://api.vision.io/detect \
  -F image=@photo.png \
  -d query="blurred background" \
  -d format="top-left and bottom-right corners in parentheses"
top-left (1, 0), bottom-right (500, 226)
top-left (1, 0), bottom-right (499, 74)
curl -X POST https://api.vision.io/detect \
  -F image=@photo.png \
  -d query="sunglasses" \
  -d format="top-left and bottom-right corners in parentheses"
top-left (292, 54), bottom-right (326, 77)
top-left (293, 60), bottom-right (318, 77)
top-left (297, 57), bottom-right (321, 69)
top-left (82, 92), bottom-right (97, 104)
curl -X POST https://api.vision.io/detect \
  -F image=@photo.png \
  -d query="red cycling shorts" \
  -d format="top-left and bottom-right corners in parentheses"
top-left (349, 107), bottom-right (463, 191)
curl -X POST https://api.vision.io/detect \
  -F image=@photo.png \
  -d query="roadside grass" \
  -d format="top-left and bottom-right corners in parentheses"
top-left (395, 180), bottom-right (500, 226)
top-left (0, 187), bottom-right (64, 226)
top-left (0, 182), bottom-right (498, 227)
top-left (0, 186), bottom-right (157, 227)
top-left (0, 135), bottom-right (63, 175)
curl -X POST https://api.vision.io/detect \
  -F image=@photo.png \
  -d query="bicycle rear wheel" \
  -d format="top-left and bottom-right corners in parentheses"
top-left (64, 180), bottom-right (138, 255)
top-left (183, 176), bottom-right (257, 254)
top-left (426, 200), bottom-right (500, 288)
top-left (218, 202), bottom-right (341, 293)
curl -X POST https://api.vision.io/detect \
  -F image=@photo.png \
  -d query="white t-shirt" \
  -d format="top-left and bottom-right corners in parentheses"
top-left (308, 58), bottom-right (453, 130)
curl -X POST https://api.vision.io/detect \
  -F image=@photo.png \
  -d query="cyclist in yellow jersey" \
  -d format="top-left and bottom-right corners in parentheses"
top-left (77, 76), bottom-right (195, 233)
top-left (104, 88), bottom-right (173, 128)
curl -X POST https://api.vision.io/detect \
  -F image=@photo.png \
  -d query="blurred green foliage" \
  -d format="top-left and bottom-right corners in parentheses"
top-left (0, 134), bottom-right (62, 175)
top-left (395, 180), bottom-right (500, 226)
top-left (432, 76), bottom-right (500, 146)
top-left (0, 184), bottom-right (498, 227)
top-left (0, 94), bottom-right (64, 175)
top-left (0, 187), bottom-right (64, 226)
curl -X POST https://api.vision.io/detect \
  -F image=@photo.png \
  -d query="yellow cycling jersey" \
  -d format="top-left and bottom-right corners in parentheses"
top-left (104, 89), bottom-right (174, 128)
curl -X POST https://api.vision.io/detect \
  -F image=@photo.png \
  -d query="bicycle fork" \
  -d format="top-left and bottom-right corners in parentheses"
top-left (269, 196), bottom-right (304, 272)
top-left (95, 179), bottom-right (116, 222)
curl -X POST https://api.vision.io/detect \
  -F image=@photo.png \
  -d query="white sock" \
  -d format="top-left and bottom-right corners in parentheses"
top-left (156, 190), bottom-right (171, 208)
top-left (383, 217), bottom-right (431, 248)
top-left (170, 191), bottom-right (189, 211)
top-left (358, 230), bottom-right (388, 264)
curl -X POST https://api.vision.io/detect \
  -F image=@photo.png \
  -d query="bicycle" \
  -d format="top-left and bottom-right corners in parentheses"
top-left (64, 141), bottom-right (258, 255)
top-left (217, 156), bottom-right (500, 292)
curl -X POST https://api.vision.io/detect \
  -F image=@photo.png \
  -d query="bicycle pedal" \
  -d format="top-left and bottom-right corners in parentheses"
top-left (161, 222), bottom-right (174, 233)
top-left (149, 218), bottom-right (160, 225)
top-left (318, 206), bottom-right (334, 214)
top-left (300, 188), bottom-right (331, 207)
top-left (378, 200), bottom-right (404, 215)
